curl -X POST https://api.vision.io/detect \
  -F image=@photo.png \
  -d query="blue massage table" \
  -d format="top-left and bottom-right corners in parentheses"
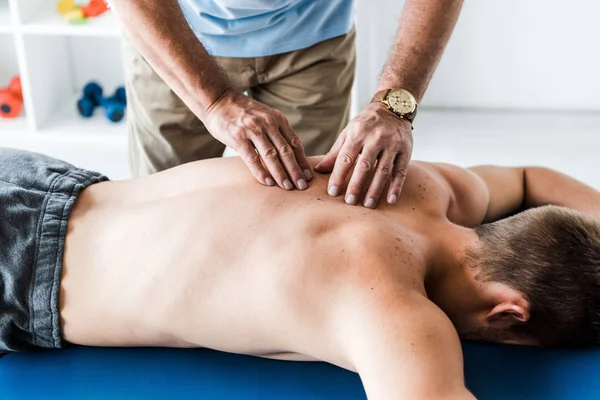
top-left (1, 342), bottom-right (599, 399)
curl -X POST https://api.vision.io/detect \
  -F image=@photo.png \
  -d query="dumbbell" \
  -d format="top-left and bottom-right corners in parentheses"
top-left (114, 86), bottom-right (127, 106)
top-left (77, 82), bottom-right (126, 123)
top-left (0, 76), bottom-right (23, 119)
top-left (81, 0), bottom-right (109, 18)
top-left (58, 0), bottom-right (108, 24)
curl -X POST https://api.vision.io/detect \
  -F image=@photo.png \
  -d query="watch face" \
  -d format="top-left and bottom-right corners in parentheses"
top-left (387, 89), bottom-right (416, 115)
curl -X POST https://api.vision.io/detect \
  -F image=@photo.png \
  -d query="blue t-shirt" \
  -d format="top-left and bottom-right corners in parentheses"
top-left (178, 0), bottom-right (355, 57)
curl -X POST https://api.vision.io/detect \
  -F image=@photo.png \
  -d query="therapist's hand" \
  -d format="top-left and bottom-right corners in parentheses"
top-left (314, 103), bottom-right (413, 208)
top-left (205, 88), bottom-right (312, 190)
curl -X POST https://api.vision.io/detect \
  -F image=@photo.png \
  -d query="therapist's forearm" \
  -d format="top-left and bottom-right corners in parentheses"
top-left (377, 0), bottom-right (464, 102)
top-left (110, 0), bottom-right (229, 120)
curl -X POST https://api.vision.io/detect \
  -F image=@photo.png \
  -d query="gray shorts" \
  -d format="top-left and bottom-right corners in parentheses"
top-left (0, 148), bottom-right (107, 354)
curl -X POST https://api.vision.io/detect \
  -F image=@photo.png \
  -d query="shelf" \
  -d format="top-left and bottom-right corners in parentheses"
top-left (38, 94), bottom-right (127, 144)
top-left (21, 9), bottom-right (121, 37)
top-left (0, 115), bottom-right (29, 136)
top-left (0, 1), bottom-right (11, 34)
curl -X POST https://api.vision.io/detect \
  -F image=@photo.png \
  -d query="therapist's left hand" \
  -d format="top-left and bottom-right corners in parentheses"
top-left (314, 102), bottom-right (413, 209)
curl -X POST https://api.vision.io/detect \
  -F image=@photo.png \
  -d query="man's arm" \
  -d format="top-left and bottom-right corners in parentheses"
top-left (110, 0), bottom-right (310, 190)
top-left (343, 289), bottom-right (474, 399)
top-left (471, 166), bottom-right (600, 221)
top-left (377, 0), bottom-right (464, 101)
top-left (110, 0), bottom-right (226, 118)
top-left (444, 164), bottom-right (600, 225)
top-left (316, 0), bottom-right (464, 208)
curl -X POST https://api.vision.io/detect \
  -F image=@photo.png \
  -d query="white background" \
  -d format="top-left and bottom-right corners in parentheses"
top-left (354, 0), bottom-right (600, 111)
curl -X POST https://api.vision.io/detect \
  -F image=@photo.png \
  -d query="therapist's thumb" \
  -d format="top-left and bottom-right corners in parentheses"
top-left (315, 131), bottom-right (346, 173)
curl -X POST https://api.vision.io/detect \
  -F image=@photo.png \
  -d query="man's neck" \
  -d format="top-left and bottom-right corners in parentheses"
top-left (423, 226), bottom-right (484, 319)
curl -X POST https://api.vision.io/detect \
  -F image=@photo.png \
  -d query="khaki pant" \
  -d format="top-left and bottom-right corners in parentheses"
top-left (122, 29), bottom-right (356, 177)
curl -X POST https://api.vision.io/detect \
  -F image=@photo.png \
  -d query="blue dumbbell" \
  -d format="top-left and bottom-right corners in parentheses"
top-left (114, 86), bottom-right (127, 107)
top-left (77, 82), bottom-right (126, 123)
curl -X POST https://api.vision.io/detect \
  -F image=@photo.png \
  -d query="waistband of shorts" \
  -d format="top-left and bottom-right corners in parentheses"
top-left (31, 168), bottom-right (108, 349)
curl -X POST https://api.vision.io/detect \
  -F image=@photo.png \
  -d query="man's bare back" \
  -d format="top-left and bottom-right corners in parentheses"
top-left (60, 156), bottom-right (464, 357)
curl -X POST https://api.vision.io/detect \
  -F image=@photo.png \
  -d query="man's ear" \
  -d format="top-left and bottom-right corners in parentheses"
top-left (484, 283), bottom-right (530, 328)
top-left (486, 302), bottom-right (530, 328)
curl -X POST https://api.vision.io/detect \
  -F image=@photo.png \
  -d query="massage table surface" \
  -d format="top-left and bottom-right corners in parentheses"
top-left (2, 342), bottom-right (599, 399)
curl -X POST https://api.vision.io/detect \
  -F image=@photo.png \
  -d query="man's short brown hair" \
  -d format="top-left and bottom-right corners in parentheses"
top-left (473, 205), bottom-right (600, 347)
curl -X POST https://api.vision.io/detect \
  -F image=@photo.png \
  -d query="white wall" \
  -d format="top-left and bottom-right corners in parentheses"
top-left (354, 0), bottom-right (600, 111)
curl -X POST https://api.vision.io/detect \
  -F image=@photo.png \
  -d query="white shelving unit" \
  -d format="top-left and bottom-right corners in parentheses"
top-left (0, 1), bottom-right (11, 34)
top-left (21, 5), bottom-right (120, 37)
top-left (0, 0), bottom-right (126, 148)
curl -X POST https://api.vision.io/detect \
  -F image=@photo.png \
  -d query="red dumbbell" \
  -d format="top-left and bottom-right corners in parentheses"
top-left (0, 76), bottom-right (23, 119)
top-left (81, 0), bottom-right (109, 18)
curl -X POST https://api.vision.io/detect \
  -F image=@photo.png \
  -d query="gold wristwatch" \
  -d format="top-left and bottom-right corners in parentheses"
top-left (371, 88), bottom-right (418, 127)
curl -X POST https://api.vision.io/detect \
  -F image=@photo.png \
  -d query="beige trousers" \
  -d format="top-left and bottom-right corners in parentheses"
top-left (122, 29), bottom-right (356, 177)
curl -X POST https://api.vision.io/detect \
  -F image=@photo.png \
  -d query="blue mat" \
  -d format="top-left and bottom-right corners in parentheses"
top-left (1, 342), bottom-right (599, 399)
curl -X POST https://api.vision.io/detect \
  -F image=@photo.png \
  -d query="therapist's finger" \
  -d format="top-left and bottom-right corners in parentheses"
top-left (236, 139), bottom-right (275, 187)
top-left (387, 151), bottom-right (411, 203)
top-left (252, 130), bottom-right (292, 190)
top-left (363, 151), bottom-right (395, 209)
top-left (315, 130), bottom-right (346, 174)
top-left (268, 126), bottom-right (308, 190)
top-left (326, 138), bottom-right (362, 198)
top-left (344, 145), bottom-right (381, 206)
top-left (278, 119), bottom-right (312, 182)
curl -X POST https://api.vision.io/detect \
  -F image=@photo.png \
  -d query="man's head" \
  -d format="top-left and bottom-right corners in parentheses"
top-left (458, 205), bottom-right (600, 348)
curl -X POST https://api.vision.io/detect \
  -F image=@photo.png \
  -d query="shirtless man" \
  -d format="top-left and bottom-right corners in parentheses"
top-left (1, 147), bottom-right (600, 399)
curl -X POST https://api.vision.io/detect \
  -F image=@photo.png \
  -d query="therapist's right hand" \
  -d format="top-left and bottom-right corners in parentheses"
top-left (204, 88), bottom-right (312, 190)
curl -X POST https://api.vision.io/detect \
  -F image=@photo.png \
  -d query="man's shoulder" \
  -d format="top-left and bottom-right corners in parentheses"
top-left (409, 161), bottom-right (490, 227)
top-left (411, 160), bottom-right (484, 194)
